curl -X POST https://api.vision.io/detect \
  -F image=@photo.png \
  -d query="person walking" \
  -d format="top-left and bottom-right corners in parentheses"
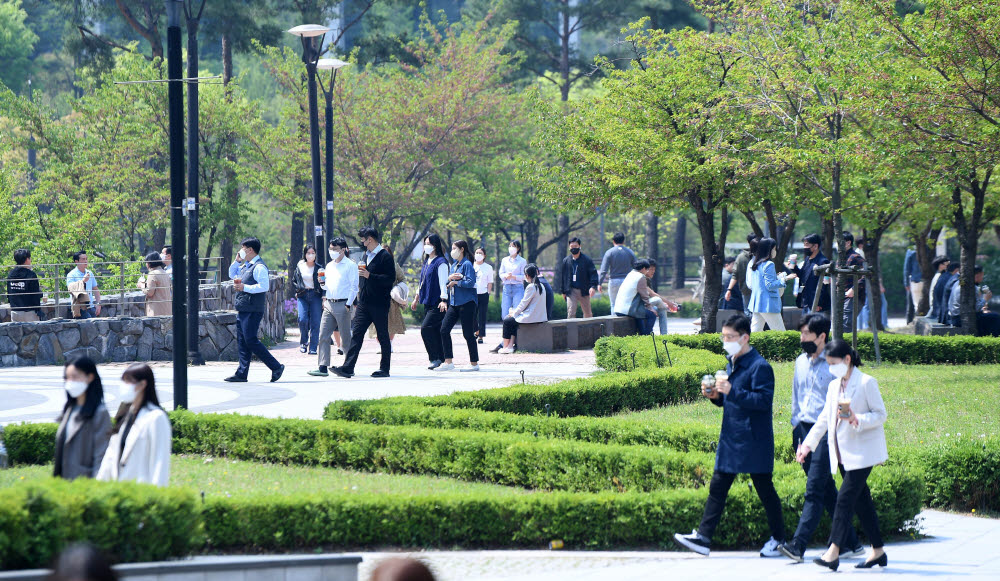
top-left (747, 237), bottom-right (788, 332)
top-left (498, 264), bottom-right (548, 354)
top-left (66, 251), bottom-right (102, 319)
top-left (368, 245), bottom-right (407, 354)
top-left (97, 363), bottom-right (171, 487)
top-left (800, 340), bottom-right (889, 571)
top-left (787, 234), bottom-right (831, 315)
top-left (726, 234), bottom-right (758, 317)
top-left (841, 231), bottom-right (866, 333)
top-left (411, 234), bottom-right (450, 369)
top-left (436, 240), bottom-right (480, 372)
top-left (674, 314), bottom-right (786, 558)
top-left (137, 252), bottom-right (172, 317)
top-left (560, 237), bottom-right (599, 318)
top-left (54, 357), bottom-right (111, 480)
top-left (718, 256), bottom-right (745, 313)
top-left (308, 238), bottom-right (358, 377)
top-left (473, 248), bottom-right (494, 344)
top-left (612, 260), bottom-right (657, 335)
top-left (491, 241), bottom-right (527, 353)
top-left (928, 255), bottom-right (951, 320)
top-left (777, 314), bottom-right (864, 563)
top-left (7, 248), bottom-right (44, 322)
top-left (331, 226), bottom-right (395, 378)
top-left (940, 262), bottom-right (961, 325)
top-left (903, 247), bottom-right (922, 322)
top-left (224, 237), bottom-right (284, 383)
top-left (598, 232), bottom-right (637, 305)
top-left (292, 245), bottom-right (323, 355)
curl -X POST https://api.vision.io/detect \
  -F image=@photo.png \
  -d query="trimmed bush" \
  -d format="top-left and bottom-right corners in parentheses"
top-left (920, 437), bottom-right (1000, 513)
top-left (594, 338), bottom-right (728, 372)
top-left (0, 478), bottom-right (199, 570)
top-left (2, 423), bottom-right (58, 466)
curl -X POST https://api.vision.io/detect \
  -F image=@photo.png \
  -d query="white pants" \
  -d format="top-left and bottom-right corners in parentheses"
top-left (751, 311), bottom-right (785, 332)
top-left (910, 281), bottom-right (924, 313)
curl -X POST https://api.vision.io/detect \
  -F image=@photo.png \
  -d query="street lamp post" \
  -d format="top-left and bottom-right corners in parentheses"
top-left (316, 58), bottom-right (350, 242)
top-left (165, 0), bottom-right (188, 409)
top-left (287, 24), bottom-right (330, 253)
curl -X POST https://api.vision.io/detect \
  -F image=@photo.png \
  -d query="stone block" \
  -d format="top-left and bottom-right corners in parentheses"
top-left (139, 326), bottom-right (153, 348)
top-left (18, 333), bottom-right (39, 358)
top-left (122, 318), bottom-right (144, 336)
top-left (95, 320), bottom-right (110, 335)
top-left (0, 335), bottom-right (17, 355)
top-left (2, 353), bottom-right (30, 366)
top-left (137, 342), bottom-right (152, 361)
top-left (216, 312), bottom-right (238, 325)
top-left (64, 346), bottom-right (102, 363)
top-left (109, 320), bottom-right (123, 332)
top-left (79, 322), bottom-right (98, 345)
top-left (7, 324), bottom-right (23, 344)
top-left (219, 338), bottom-right (238, 361)
top-left (199, 336), bottom-right (219, 361)
top-left (152, 348), bottom-right (171, 360)
top-left (37, 334), bottom-right (59, 365)
top-left (58, 327), bottom-right (81, 351)
top-left (34, 321), bottom-right (59, 334)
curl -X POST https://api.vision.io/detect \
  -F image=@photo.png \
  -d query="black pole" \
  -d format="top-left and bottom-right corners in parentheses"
top-left (186, 11), bottom-right (204, 366)
top-left (167, 0), bottom-right (188, 409)
top-left (304, 37), bottom-right (324, 252)
top-left (324, 89), bottom-right (334, 241)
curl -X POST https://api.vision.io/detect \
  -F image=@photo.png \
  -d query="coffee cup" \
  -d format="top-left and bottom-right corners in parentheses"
top-left (838, 397), bottom-right (852, 419)
top-left (715, 370), bottom-right (729, 385)
top-left (701, 374), bottom-right (716, 396)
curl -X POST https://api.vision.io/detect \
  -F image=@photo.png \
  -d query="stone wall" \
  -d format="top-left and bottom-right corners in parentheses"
top-left (0, 276), bottom-right (287, 367)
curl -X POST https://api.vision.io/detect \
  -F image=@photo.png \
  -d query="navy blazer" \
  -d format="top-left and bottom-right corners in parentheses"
top-left (711, 347), bottom-right (776, 474)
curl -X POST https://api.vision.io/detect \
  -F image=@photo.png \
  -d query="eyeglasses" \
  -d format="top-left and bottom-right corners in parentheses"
top-left (720, 333), bottom-right (741, 341)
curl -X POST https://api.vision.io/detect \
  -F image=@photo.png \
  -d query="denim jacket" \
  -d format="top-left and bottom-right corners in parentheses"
top-left (448, 258), bottom-right (477, 306)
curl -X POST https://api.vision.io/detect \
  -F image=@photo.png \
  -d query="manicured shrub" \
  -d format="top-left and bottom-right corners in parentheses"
top-left (2, 423), bottom-right (57, 466)
top-left (0, 478), bottom-right (199, 570)
top-left (594, 337), bottom-right (728, 372)
top-left (920, 437), bottom-right (1000, 512)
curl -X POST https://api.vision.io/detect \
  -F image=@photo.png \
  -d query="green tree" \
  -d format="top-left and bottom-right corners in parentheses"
top-left (0, 0), bottom-right (39, 93)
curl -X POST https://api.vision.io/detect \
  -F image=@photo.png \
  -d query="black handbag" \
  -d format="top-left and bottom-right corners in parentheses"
top-left (627, 293), bottom-right (646, 319)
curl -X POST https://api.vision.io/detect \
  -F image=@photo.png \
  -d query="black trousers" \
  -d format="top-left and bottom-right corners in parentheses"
top-left (441, 301), bottom-right (478, 362)
top-left (698, 471), bottom-right (786, 543)
top-left (502, 316), bottom-right (519, 339)
top-left (236, 310), bottom-right (281, 377)
top-left (830, 465), bottom-right (883, 549)
top-left (477, 293), bottom-right (489, 338)
top-left (420, 306), bottom-right (445, 362)
top-left (341, 302), bottom-right (391, 373)
top-left (789, 424), bottom-right (860, 553)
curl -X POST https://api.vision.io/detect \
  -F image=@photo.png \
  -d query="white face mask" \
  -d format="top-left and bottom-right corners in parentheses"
top-left (475, 254), bottom-right (484, 263)
top-left (722, 339), bottom-right (743, 357)
top-left (450, 248), bottom-right (462, 260)
top-left (508, 247), bottom-right (518, 257)
top-left (423, 244), bottom-right (434, 255)
top-left (329, 249), bottom-right (341, 260)
top-left (238, 249), bottom-right (247, 260)
top-left (306, 252), bottom-right (316, 261)
top-left (119, 381), bottom-right (137, 404)
top-left (65, 380), bottom-right (88, 398)
top-left (829, 362), bottom-right (849, 379)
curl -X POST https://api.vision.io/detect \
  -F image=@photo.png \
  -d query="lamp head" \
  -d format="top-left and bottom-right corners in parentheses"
top-left (287, 24), bottom-right (330, 38)
top-left (316, 58), bottom-right (350, 71)
top-left (165, 0), bottom-right (183, 28)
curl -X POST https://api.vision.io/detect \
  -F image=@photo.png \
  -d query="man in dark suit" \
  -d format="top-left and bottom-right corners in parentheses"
top-left (788, 233), bottom-right (831, 315)
top-left (331, 226), bottom-right (395, 378)
top-left (560, 237), bottom-right (599, 318)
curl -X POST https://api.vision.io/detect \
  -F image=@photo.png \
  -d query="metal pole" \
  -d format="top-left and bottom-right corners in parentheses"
top-left (187, 13), bottom-right (204, 366)
top-left (304, 37), bottom-right (325, 253)
top-left (851, 274), bottom-right (859, 350)
top-left (868, 273), bottom-right (882, 366)
top-left (324, 82), bottom-right (335, 242)
top-left (166, 0), bottom-right (188, 409)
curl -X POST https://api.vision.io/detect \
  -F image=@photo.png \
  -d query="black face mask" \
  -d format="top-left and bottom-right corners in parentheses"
top-left (570, 248), bottom-right (580, 255)
top-left (800, 340), bottom-right (818, 354)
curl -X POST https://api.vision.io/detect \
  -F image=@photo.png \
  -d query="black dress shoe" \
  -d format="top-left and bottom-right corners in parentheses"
top-left (813, 557), bottom-right (839, 571)
top-left (371, 370), bottom-right (390, 378)
top-left (855, 553), bottom-right (887, 569)
top-left (329, 366), bottom-right (354, 378)
top-left (224, 375), bottom-right (247, 383)
top-left (428, 360), bottom-right (443, 370)
top-left (270, 364), bottom-right (285, 383)
top-left (337, 348), bottom-right (344, 355)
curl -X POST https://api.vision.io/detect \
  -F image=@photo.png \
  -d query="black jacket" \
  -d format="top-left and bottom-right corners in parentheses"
top-left (559, 253), bottom-right (599, 294)
top-left (358, 248), bottom-right (396, 310)
top-left (790, 251), bottom-right (831, 311)
top-left (7, 266), bottom-right (43, 314)
top-left (290, 261), bottom-right (321, 298)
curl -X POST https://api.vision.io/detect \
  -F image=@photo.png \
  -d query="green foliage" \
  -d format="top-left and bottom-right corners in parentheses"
top-left (593, 338), bottom-right (728, 372)
top-left (2, 422), bottom-right (56, 466)
top-left (0, 0), bottom-right (38, 93)
top-left (920, 437), bottom-right (1000, 513)
top-left (0, 478), bottom-right (199, 570)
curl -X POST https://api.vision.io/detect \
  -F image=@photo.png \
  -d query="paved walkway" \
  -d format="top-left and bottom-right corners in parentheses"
top-left (357, 509), bottom-right (999, 580)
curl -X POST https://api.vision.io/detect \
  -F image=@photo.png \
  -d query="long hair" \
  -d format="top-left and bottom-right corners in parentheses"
top-left (452, 240), bottom-right (470, 262)
top-left (824, 339), bottom-right (863, 368)
top-left (525, 263), bottom-right (542, 294)
top-left (61, 357), bottom-right (104, 421)
top-left (301, 244), bottom-right (317, 263)
top-left (424, 233), bottom-right (449, 263)
top-left (751, 237), bottom-right (778, 271)
top-left (112, 363), bottom-right (164, 434)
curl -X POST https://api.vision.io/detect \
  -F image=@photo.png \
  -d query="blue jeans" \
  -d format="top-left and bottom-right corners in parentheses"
top-left (501, 284), bottom-right (524, 320)
top-left (858, 291), bottom-right (888, 330)
top-left (297, 291), bottom-right (323, 351)
top-left (790, 423), bottom-right (860, 554)
top-left (74, 307), bottom-right (97, 320)
top-left (236, 310), bottom-right (281, 377)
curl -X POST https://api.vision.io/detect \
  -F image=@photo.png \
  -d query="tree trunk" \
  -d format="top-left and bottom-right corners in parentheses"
top-left (831, 160), bottom-right (846, 340)
top-left (553, 214), bottom-right (569, 293)
top-left (672, 214), bottom-right (686, 290)
top-left (523, 219), bottom-right (540, 263)
top-left (690, 189), bottom-right (727, 332)
top-left (288, 211), bottom-right (304, 299)
top-left (822, 214), bottom-right (835, 264)
top-left (912, 222), bottom-right (942, 316)
top-left (152, 228), bottom-right (167, 253)
top-left (645, 211), bottom-right (659, 290)
top-left (866, 231), bottom-right (885, 332)
top-left (560, 4), bottom-right (571, 102)
top-left (950, 177), bottom-right (991, 335)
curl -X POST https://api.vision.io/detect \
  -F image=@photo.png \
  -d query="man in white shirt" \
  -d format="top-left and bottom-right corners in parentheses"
top-left (66, 251), bottom-right (102, 319)
top-left (473, 249), bottom-right (494, 344)
top-left (309, 237), bottom-right (359, 377)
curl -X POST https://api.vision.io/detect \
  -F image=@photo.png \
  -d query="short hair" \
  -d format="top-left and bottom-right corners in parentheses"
top-left (612, 232), bottom-right (625, 244)
top-left (13, 248), bottom-right (30, 265)
top-left (798, 313), bottom-right (831, 339)
top-left (747, 232), bottom-right (759, 245)
top-left (49, 543), bottom-right (118, 581)
top-left (633, 259), bottom-right (651, 271)
top-left (802, 233), bottom-right (821, 246)
top-left (842, 230), bottom-right (855, 245)
top-left (647, 258), bottom-right (657, 268)
top-left (947, 263), bottom-right (960, 273)
top-left (72, 251), bottom-right (87, 262)
top-left (302, 244), bottom-right (317, 260)
top-left (370, 557), bottom-right (435, 581)
top-left (329, 237), bottom-right (347, 249)
top-left (161, 246), bottom-right (172, 256)
top-left (722, 313), bottom-right (751, 336)
top-left (508, 240), bottom-right (522, 255)
top-left (931, 255), bottom-right (950, 269)
top-left (144, 252), bottom-right (164, 269)
top-left (824, 338), bottom-right (863, 367)
top-left (475, 247), bottom-right (485, 255)
top-left (357, 226), bottom-right (380, 243)
top-left (974, 264), bottom-right (984, 274)
top-left (240, 237), bottom-right (261, 254)
top-left (568, 237), bottom-right (582, 246)
top-left (724, 255), bottom-right (736, 266)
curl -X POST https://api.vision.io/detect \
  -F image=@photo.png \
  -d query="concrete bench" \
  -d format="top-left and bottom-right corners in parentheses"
top-left (715, 307), bottom-right (801, 332)
top-left (516, 315), bottom-right (637, 352)
top-left (915, 316), bottom-right (965, 336)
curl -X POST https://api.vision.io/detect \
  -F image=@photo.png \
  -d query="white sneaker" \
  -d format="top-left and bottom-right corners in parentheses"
top-left (460, 365), bottom-right (480, 372)
top-left (435, 363), bottom-right (455, 371)
top-left (498, 347), bottom-right (513, 354)
top-left (759, 537), bottom-right (783, 558)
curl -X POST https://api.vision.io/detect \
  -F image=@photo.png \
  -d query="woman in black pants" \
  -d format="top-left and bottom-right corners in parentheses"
top-left (473, 248), bottom-right (494, 344)
top-left (436, 240), bottom-right (480, 372)
top-left (800, 340), bottom-right (889, 571)
top-left (410, 234), bottom-right (450, 369)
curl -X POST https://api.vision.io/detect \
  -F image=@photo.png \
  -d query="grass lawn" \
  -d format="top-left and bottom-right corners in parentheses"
top-left (0, 455), bottom-right (533, 497)
top-left (618, 362), bottom-right (1000, 449)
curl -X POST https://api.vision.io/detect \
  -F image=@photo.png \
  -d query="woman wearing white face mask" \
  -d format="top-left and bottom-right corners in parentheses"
top-left (799, 340), bottom-right (888, 571)
top-left (53, 357), bottom-right (111, 480)
top-left (436, 240), bottom-right (480, 372)
top-left (292, 245), bottom-right (323, 354)
top-left (97, 363), bottom-right (171, 487)
top-left (411, 234), bottom-right (450, 369)
top-left (747, 237), bottom-right (790, 332)
top-left (472, 248), bottom-right (494, 344)
top-left (492, 240), bottom-right (526, 353)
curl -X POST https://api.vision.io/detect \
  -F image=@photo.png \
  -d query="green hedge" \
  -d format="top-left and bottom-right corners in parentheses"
top-left (2, 423), bottom-right (58, 467)
top-left (920, 437), bottom-right (1000, 513)
top-left (0, 479), bottom-right (199, 570)
top-left (594, 338), bottom-right (728, 372)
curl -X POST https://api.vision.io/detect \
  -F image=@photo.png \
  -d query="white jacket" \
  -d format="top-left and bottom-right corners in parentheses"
top-left (97, 403), bottom-right (172, 487)
top-left (804, 369), bottom-right (888, 473)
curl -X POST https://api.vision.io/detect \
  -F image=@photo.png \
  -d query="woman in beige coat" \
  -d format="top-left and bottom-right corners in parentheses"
top-left (54, 357), bottom-right (111, 480)
top-left (498, 264), bottom-right (547, 354)
top-left (98, 363), bottom-right (171, 487)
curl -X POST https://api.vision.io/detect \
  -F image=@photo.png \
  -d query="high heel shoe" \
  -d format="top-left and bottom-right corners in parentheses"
top-left (813, 557), bottom-right (839, 571)
top-left (855, 553), bottom-right (888, 569)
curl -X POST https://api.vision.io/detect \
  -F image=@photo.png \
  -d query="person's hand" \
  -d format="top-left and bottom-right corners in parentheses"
top-left (233, 280), bottom-right (244, 292)
top-left (448, 273), bottom-right (463, 281)
top-left (701, 385), bottom-right (717, 399)
top-left (359, 266), bottom-right (370, 279)
top-left (796, 444), bottom-right (811, 464)
top-left (410, 299), bottom-right (418, 311)
top-left (845, 288), bottom-right (854, 298)
top-left (715, 378), bottom-right (731, 396)
top-left (94, 304), bottom-right (102, 316)
top-left (725, 289), bottom-right (732, 301)
top-left (785, 273), bottom-right (797, 279)
top-left (438, 300), bottom-right (448, 312)
top-left (589, 287), bottom-right (596, 298)
top-left (563, 294), bottom-right (569, 303)
top-left (597, 284), bottom-right (603, 294)
top-left (83, 272), bottom-right (91, 283)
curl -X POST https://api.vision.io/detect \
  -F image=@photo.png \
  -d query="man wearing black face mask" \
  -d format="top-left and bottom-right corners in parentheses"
top-left (778, 314), bottom-right (863, 562)
top-left (560, 237), bottom-right (599, 318)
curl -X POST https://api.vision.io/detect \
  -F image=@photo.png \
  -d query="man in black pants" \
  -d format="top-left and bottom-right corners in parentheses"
top-left (331, 226), bottom-right (395, 378)
top-left (225, 237), bottom-right (284, 383)
top-left (674, 314), bottom-right (786, 557)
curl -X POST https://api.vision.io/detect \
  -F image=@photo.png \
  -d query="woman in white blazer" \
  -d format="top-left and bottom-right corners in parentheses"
top-left (97, 363), bottom-right (172, 487)
top-left (498, 264), bottom-right (547, 354)
top-left (798, 340), bottom-right (888, 571)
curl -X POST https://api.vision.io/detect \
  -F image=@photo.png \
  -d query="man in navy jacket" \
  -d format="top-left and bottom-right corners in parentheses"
top-left (675, 314), bottom-right (786, 557)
